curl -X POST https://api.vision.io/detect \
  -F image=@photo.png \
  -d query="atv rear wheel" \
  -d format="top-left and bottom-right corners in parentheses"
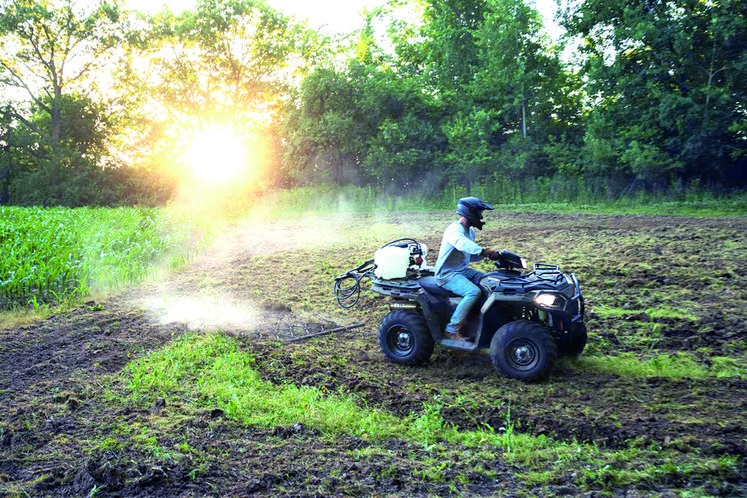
top-left (378, 310), bottom-right (434, 365)
top-left (490, 320), bottom-right (557, 381)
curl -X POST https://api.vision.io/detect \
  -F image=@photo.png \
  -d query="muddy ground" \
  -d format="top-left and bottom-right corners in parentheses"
top-left (0, 211), bottom-right (745, 497)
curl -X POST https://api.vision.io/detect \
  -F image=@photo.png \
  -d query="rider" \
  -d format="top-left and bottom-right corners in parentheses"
top-left (434, 197), bottom-right (499, 341)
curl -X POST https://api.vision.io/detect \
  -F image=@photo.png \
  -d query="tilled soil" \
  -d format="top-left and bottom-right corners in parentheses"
top-left (0, 211), bottom-right (745, 497)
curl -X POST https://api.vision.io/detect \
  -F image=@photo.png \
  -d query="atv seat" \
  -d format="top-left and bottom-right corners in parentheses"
top-left (418, 276), bottom-right (459, 297)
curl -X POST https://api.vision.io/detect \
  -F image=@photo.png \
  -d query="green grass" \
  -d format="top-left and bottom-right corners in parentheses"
top-left (236, 185), bottom-right (747, 220)
top-left (118, 332), bottom-right (740, 492)
top-left (127, 332), bottom-right (421, 440)
top-left (123, 332), bottom-right (537, 451)
top-left (592, 303), bottom-right (698, 321)
top-left (564, 352), bottom-right (747, 380)
top-left (125, 333), bottom-right (508, 446)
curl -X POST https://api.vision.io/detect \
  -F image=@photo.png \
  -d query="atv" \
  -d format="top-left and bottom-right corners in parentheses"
top-left (334, 239), bottom-right (586, 381)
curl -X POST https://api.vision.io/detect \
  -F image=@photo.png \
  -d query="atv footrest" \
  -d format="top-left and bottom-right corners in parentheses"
top-left (439, 338), bottom-right (479, 351)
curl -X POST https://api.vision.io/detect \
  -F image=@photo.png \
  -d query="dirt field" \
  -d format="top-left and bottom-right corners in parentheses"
top-left (0, 211), bottom-right (745, 497)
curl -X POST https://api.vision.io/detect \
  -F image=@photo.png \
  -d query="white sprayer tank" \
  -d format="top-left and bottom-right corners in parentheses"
top-left (373, 246), bottom-right (411, 280)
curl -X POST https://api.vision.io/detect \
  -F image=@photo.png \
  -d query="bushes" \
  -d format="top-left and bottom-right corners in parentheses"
top-left (5, 161), bottom-right (175, 207)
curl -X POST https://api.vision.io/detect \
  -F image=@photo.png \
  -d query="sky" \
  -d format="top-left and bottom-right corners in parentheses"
top-left (124, 0), bottom-right (564, 40)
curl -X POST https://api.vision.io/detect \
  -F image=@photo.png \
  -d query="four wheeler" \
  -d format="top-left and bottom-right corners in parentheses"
top-left (334, 239), bottom-right (586, 381)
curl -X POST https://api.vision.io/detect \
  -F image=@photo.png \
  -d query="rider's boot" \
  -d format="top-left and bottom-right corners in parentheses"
top-left (445, 322), bottom-right (471, 342)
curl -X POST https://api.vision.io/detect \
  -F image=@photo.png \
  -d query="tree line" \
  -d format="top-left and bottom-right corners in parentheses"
top-left (0, 0), bottom-right (744, 206)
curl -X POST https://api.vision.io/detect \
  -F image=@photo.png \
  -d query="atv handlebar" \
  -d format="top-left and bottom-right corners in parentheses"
top-left (493, 251), bottom-right (527, 270)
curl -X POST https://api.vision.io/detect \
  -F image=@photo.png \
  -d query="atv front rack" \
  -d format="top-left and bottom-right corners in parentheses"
top-left (486, 263), bottom-right (565, 289)
top-left (482, 262), bottom-right (583, 316)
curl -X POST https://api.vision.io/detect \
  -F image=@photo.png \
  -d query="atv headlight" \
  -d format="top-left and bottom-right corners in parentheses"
top-left (534, 293), bottom-right (558, 307)
top-left (520, 257), bottom-right (528, 269)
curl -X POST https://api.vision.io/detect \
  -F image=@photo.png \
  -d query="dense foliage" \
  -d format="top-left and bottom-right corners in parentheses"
top-left (564, 0), bottom-right (747, 190)
top-left (0, 206), bottom-right (196, 308)
top-left (0, 0), bottom-right (744, 206)
top-left (285, 0), bottom-right (745, 198)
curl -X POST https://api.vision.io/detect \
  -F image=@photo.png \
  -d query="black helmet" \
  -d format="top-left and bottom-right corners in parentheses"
top-left (456, 197), bottom-right (494, 230)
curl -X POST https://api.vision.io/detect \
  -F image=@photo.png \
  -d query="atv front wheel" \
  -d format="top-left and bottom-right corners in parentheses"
top-left (378, 310), bottom-right (434, 365)
top-left (557, 322), bottom-right (587, 357)
top-left (490, 320), bottom-right (557, 381)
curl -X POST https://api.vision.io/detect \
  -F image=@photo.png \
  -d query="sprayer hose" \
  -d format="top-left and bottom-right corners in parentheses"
top-left (333, 259), bottom-right (375, 309)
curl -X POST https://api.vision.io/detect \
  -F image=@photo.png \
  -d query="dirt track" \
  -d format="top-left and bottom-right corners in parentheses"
top-left (0, 211), bottom-right (745, 496)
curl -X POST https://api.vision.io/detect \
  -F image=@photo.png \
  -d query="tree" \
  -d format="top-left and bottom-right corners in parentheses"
top-left (563, 0), bottom-right (747, 188)
top-left (418, 0), bottom-right (488, 101)
top-left (473, 0), bottom-right (579, 140)
top-left (0, 0), bottom-right (122, 150)
top-left (119, 0), bottom-right (317, 186)
top-left (0, 0), bottom-right (132, 205)
top-left (2, 92), bottom-right (142, 206)
top-left (281, 66), bottom-right (362, 184)
top-left (363, 75), bottom-right (443, 188)
top-left (280, 13), bottom-right (444, 189)
top-left (404, 0), bottom-right (582, 186)
top-left (280, 0), bottom-right (586, 192)
top-left (474, 0), bottom-right (543, 138)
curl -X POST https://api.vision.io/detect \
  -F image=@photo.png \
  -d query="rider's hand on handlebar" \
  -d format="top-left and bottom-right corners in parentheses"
top-left (482, 249), bottom-right (500, 260)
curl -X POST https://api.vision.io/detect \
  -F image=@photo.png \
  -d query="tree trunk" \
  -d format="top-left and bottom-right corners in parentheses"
top-left (703, 39), bottom-right (725, 120)
top-left (51, 84), bottom-right (62, 147)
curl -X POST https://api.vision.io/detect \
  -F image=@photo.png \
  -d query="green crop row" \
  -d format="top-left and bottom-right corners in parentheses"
top-left (0, 206), bottom-right (198, 309)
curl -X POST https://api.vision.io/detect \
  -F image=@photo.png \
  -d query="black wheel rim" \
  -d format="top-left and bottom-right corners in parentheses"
top-left (505, 338), bottom-right (539, 371)
top-left (386, 325), bottom-right (414, 358)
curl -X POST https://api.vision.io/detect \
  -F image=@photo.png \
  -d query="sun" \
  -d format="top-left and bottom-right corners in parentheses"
top-left (184, 126), bottom-right (246, 182)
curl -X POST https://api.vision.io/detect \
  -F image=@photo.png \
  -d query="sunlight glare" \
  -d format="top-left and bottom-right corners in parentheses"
top-left (185, 127), bottom-right (246, 182)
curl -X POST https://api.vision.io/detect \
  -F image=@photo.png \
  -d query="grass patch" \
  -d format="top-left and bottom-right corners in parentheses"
top-left (123, 332), bottom-right (545, 452)
top-left (592, 303), bottom-right (698, 321)
top-left (185, 184), bottom-right (747, 221)
top-left (122, 333), bottom-right (558, 454)
top-left (0, 306), bottom-right (50, 329)
top-left (126, 333), bottom-right (407, 440)
top-left (566, 352), bottom-right (747, 380)
top-left (118, 332), bottom-right (740, 493)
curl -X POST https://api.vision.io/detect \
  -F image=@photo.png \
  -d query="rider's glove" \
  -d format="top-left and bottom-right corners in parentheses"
top-left (482, 249), bottom-right (500, 260)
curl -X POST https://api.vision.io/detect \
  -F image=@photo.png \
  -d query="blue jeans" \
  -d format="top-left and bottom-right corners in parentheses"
top-left (440, 269), bottom-right (483, 331)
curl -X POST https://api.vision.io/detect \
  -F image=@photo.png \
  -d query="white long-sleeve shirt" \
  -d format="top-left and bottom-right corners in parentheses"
top-left (434, 221), bottom-right (484, 285)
